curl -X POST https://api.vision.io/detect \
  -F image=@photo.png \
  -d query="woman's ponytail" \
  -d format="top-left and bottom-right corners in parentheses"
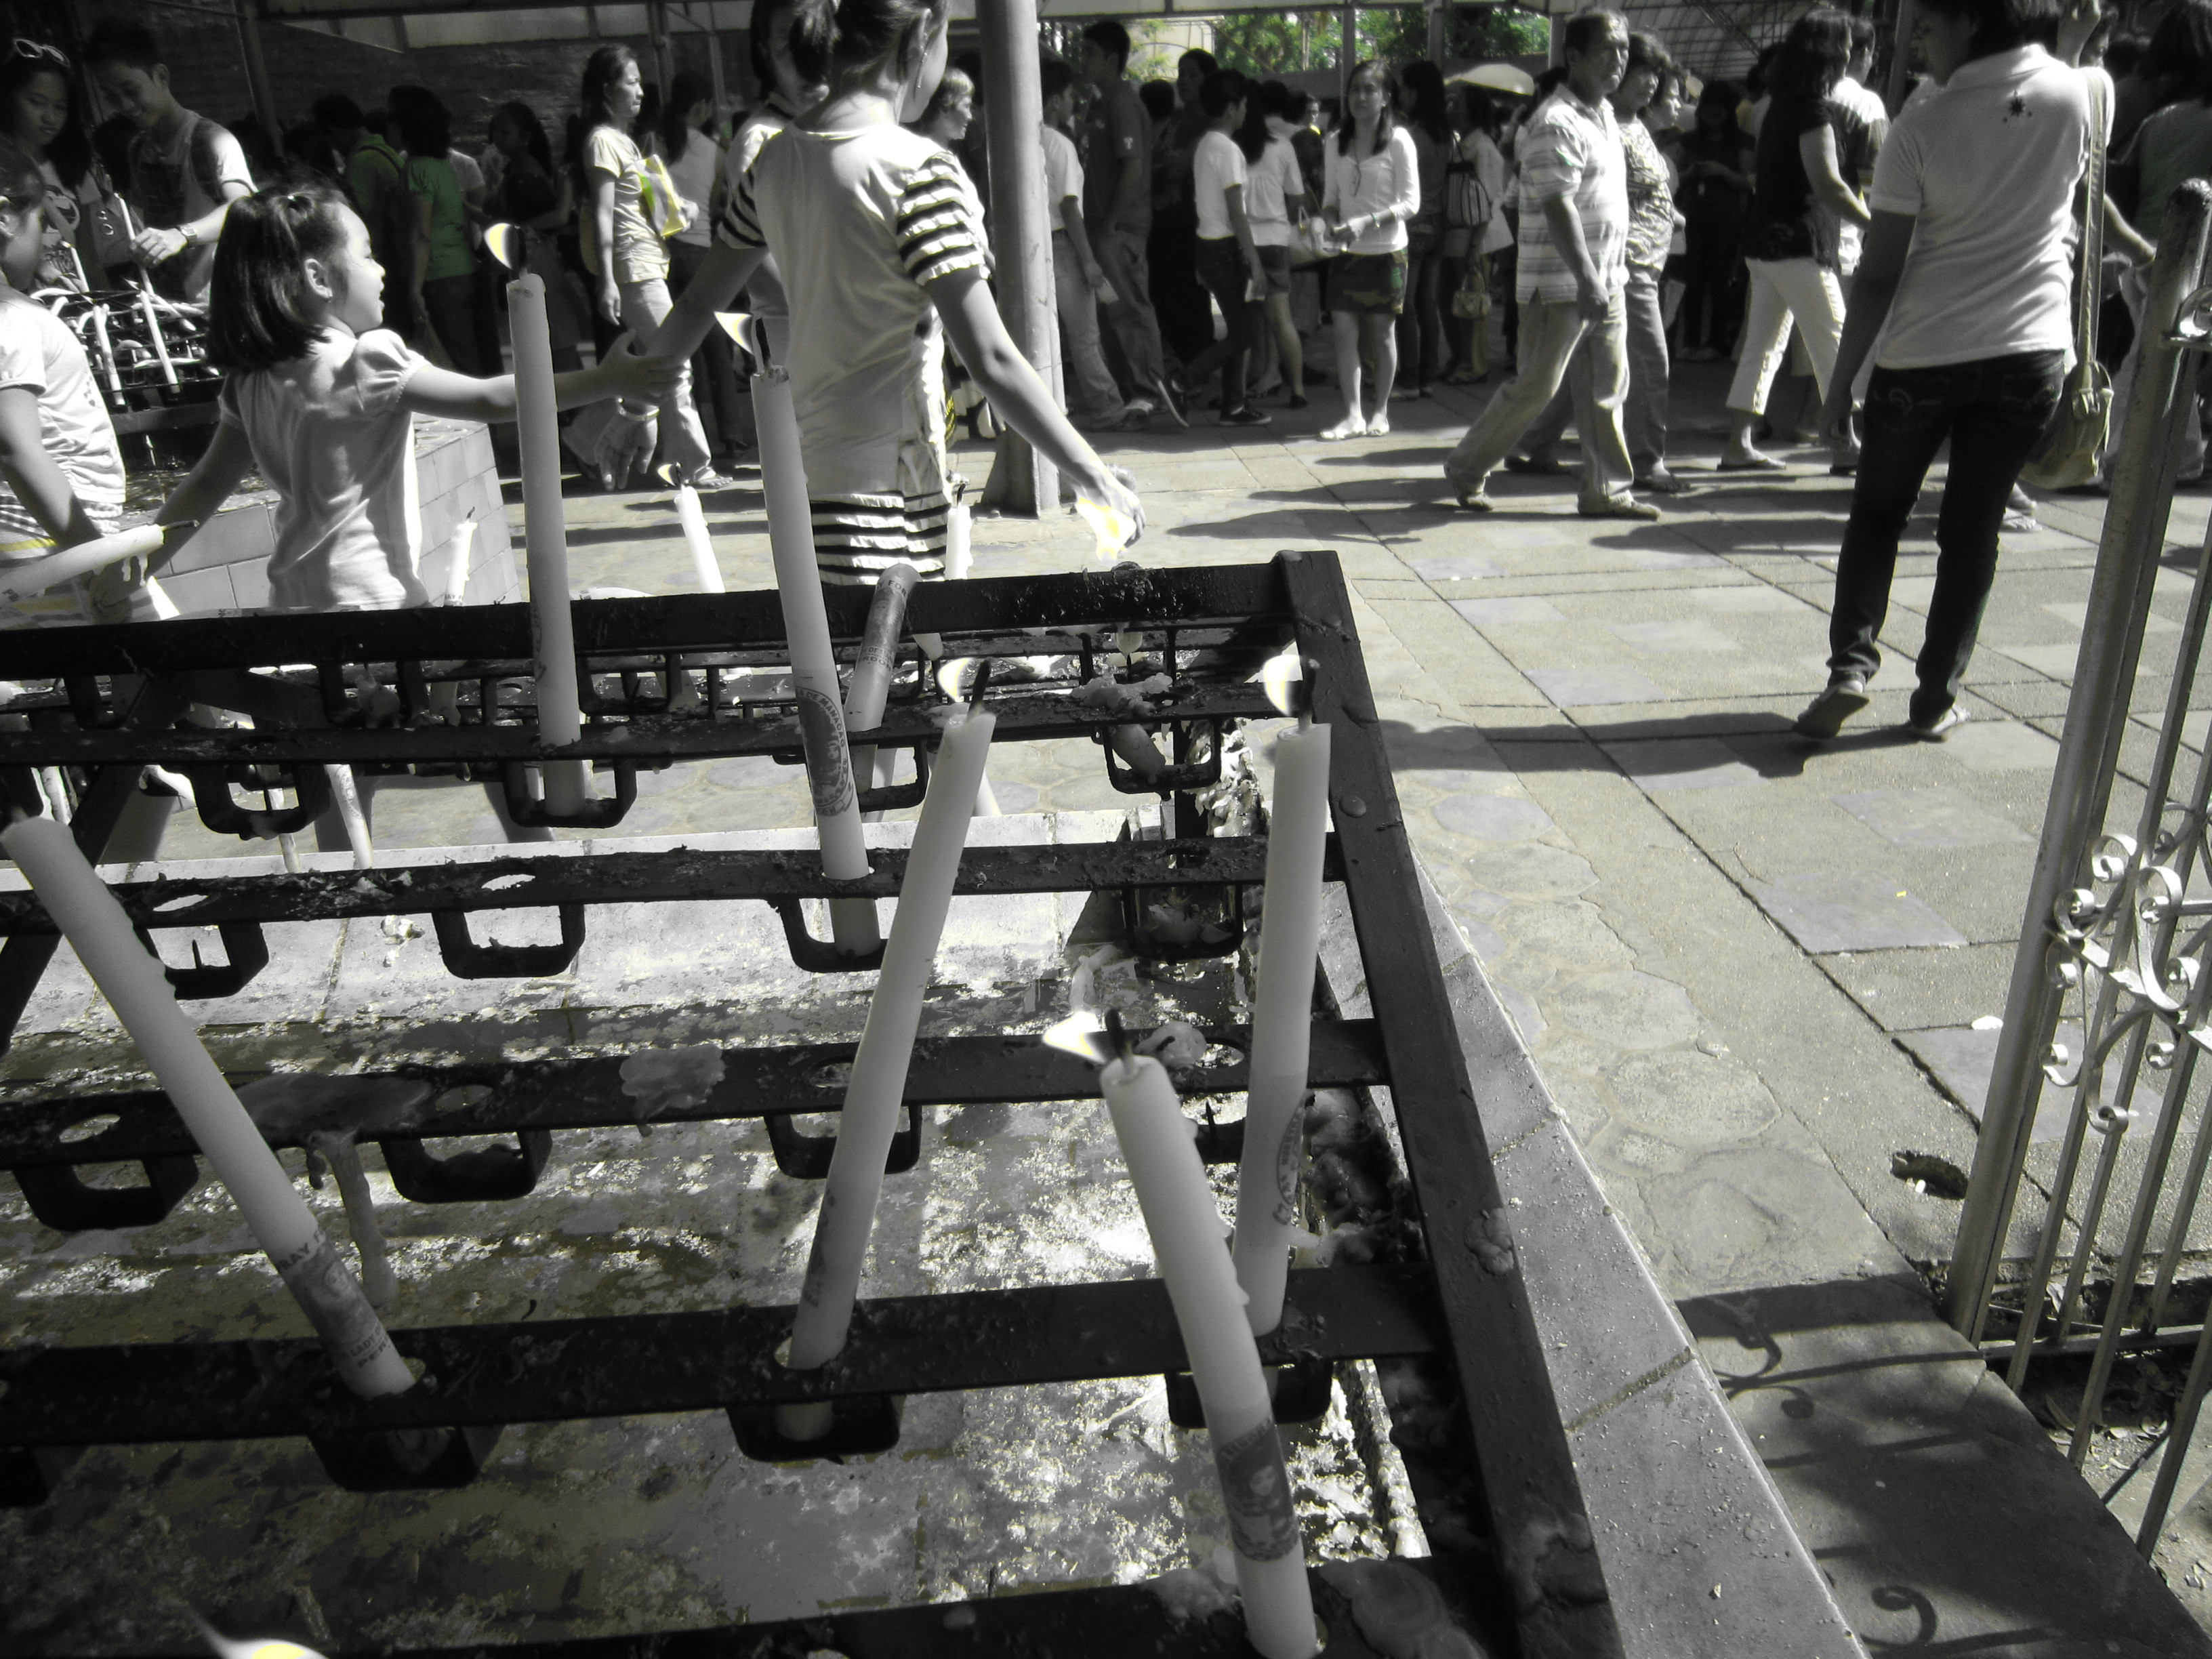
top-left (787, 0), bottom-right (944, 91)
top-left (787, 0), bottom-right (841, 89)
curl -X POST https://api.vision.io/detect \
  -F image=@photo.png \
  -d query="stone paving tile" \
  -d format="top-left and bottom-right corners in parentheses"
top-left (1603, 737), bottom-right (1765, 792)
top-left (1525, 665), bottom-right (1673, 707)
top-left (1832, 787), bottom-right (2036, 848)
top-left (1748, 872), bottom-right (1969, 953)
top-left (1818, 943), bottom-right (2017, 1033)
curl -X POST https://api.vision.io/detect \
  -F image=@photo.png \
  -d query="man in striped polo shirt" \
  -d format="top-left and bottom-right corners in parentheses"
top-left (1444, 9), bottom-right (1660, 520)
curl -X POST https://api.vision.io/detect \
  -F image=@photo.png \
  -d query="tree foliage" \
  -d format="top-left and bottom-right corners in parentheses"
top-left (1208, 5), bottom-right (1548, 79)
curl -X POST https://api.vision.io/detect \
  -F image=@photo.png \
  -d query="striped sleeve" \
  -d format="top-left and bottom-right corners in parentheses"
top-left (896, 152), bottom-right (987, 286)
top-left (717, 157), bottom-right (766, 251)
top-left (1517, 113), bottom-right (1582, 205)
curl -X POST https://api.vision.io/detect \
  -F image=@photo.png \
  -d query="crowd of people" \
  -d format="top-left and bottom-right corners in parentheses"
top-left (0, 0), bottom-right (2192, 756)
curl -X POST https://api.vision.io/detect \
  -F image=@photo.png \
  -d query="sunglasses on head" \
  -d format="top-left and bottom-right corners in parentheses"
top-left (7, 39), bottom-right (68, 69)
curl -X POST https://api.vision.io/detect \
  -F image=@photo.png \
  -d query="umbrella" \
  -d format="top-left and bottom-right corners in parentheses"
top-left (1450, 62), bottom-right (1538, 96)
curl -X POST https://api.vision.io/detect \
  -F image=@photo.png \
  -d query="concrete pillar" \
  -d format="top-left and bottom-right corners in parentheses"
top-left (1342, 0), bottom-right (1358, 94)
top-left (234, 0), bottom-right (280, 139)
top-left (1427, 0), bottom-right (1448, 68)
top-left (1885, 0), bottom-right (1917, 114)
top-left (976, 0), bottom-right (1059, 518)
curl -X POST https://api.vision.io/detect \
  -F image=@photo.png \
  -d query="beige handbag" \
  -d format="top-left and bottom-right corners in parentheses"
top-left (2020, 75), bottom-right (2111, 492)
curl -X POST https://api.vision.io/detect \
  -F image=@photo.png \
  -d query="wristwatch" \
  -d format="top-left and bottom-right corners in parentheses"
top-left (178, 223), bottom-right (199, 248)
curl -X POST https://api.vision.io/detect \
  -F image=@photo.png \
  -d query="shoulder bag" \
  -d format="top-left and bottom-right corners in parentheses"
top-left (2020, 73), bottom-right (2112, 492)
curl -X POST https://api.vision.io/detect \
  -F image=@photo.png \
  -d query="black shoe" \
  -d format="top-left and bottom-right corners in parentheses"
top-left (1794, 680), bottom-right (1870, 741)
top-left (1221, 405), bottom-right (1273, 428)
top-left (1286, 393), bottom-right (1309, 409)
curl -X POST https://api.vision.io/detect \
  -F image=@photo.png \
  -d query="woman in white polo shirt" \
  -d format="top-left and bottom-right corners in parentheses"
top-left (1795, 0), bottom-right (2091, 743)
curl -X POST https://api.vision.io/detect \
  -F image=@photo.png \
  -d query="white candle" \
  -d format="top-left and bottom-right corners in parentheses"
top-left (1, 815), bottom-right (411, 1398)
top-left (752, 365), bottom-right (876, 956)
top-left (846, 562), bottom-right (918, 819)
top-left (1101, 1046), bottom-right (1316, 1658)
top-left (441, 517), bottom-right (477, 607)
top-left (673, 483), bottom-right (724, 594)
top-left (944, 501), bottom-right (972, 581)
top-left (1233, 718), bottom-right (1332, 1334)
top-left (508, 274), bottom-right (588, 815)
top-left (0, 523), bottom-right (163, 603)
top-left (779, 705), bottom-right (997, 1439)
top-left (323, 765), bottom-right (373, 870)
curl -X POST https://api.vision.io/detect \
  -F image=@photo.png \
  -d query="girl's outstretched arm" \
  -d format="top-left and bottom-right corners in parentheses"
top-left (149, 422), bottom-right (258, 569)
top-left (928, 268), bottom-right (1143, 535)
top-left (399, 345), bottom-right (681, 425)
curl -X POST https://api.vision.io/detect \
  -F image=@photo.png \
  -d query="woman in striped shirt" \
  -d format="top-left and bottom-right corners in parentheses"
top-left (612, 0), bottom-right (1140, 580)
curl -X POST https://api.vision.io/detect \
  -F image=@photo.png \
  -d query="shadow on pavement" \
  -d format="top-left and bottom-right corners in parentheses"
top-left (1678, 1273), bottom-right (2211, 1658)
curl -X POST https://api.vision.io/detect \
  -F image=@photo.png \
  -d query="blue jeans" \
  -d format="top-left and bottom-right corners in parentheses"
top-left (1828, 349), bottom-right (2064, 722)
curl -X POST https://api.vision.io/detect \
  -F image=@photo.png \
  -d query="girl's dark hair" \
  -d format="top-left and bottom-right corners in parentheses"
top-left (1336, 59), bottom-right (1401, 155)
top-left (1233, 77), bottom-right (1271, 160)
top-left (491, 100), bottom-right (555, 176)
top-left (1771, 7), bottom-right (1851, 100)
top-left (387, 85), bottom-right (452, 157)
top-left (789, 0), bottom-right (947, 91)
top-left (1197, 66), bottom-right (1248, 121)
top-left (1915, 0), bottom-right (2064, 58)
top-left (2139, 0), bottom-right (2212, 102)
top-left (750, 0), bottom-right (797, 93)
top-left (207, 184), bottom-right (353, 374)
top-left (0, 43), bottom-right (89, 189)
top-left (661, 69), bottom-right (714, 159)
top-left (1696, 77), bottom-right (1740, 120)
top-left (1533, 64), bottom-right (1570, 100)
top-left (1399, 60), bottom-right (1449, 144)
top-left (1454, 84), bottom-right (1498, 131)
top-left (1626, 31), bottom-right (1671, 79)
top-left (1181, 49), bottom-right (1220, 79)
top-left (1259, 79), bottom-right (1306, 123)
top-left (0, 138), bottom-right (45, 217)
top-left (1139, 79), bottom-right (1176, 120)
top-left (580, 43), bottom-right (639, 134)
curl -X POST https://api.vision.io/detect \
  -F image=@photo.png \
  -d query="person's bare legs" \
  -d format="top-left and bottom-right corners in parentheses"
top-left (1265, 292), bottom-right (1305, 400)
top-left (1366, 313), bottom-right (1401, 435)
top-left (1324, 310), bottom-right (1366, 438)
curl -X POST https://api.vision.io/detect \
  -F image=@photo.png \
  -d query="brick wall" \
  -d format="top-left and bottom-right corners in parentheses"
top-left (56, 2), bottom-right (756, 152)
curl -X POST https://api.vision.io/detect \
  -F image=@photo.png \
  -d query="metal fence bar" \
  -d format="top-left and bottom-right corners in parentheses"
top-left (1944, 181), bottom-right (2212, 1342)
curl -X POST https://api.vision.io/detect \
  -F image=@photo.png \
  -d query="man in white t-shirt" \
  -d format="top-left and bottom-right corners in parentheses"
top-left (1831, 18), bottom-right (1891, 274)
top-left (1797, 12), bottom-right (2089, 743)
top-left (1042, 59), bottom-right (1143, 432)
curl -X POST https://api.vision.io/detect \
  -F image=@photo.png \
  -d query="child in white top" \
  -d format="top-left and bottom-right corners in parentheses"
top-left (612, 0), bottom-right (1141, 583)
top-left (1320, 60), bottom-right (1420, 439)
top-left (150, 183), bottom-right (672, 847)
top-left (156, 183), bottom-right (671, 612)
top-left (0, 144), bottom-right (140, 629)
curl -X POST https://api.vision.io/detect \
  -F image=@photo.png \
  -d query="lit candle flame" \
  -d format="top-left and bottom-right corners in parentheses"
top-left (1042, 1011), bottom-right (1111, 1063)
top-left (714, 310), bottom-right (754, 352)
top-left (484, 222), bottom-right (522, 272)
top-left (190, 1614), bottom-right (327, 1659)
top-left (1259, 649), bottom-right (1305, 718)
top-left (656, 462), bottom-right (683, 489)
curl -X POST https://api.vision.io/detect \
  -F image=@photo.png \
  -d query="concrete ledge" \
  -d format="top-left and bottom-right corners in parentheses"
top-left (1319, 867), bottom-right (1866, 1659)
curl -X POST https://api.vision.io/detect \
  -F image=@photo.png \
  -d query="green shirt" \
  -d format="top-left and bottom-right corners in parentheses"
top-left (406, 153), bottom-right (474, 283)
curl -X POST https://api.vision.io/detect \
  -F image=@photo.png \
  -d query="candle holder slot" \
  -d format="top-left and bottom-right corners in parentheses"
top-left (761, 1105), bottom-right (920, 1179)
top-left (726, 1393), bottom-right (903, 1464)
top-left (377, 1130), bottom-right (553, 1203)
top-left (308, 1422), bottom-right (506, 1492)
top-left (853, 743), bottom-right (930, 815)
top-left (769, 897), bottom-right (889, 974)
top-left (497, 759), bottom-right (638, 830)
top-left (181, 762), bottom-right (327, 838)
top-left (1120, 883), bottom-right (1246, 963)
top-left (430, 904), bottom-right (588, 979)
top-left (1163, 1358), bottom-right (1336, 1429)
top-left (1097, 719), bottom-right (1224, 796)
top-left (136, 918), bottom-right (269, 998)
top-left (9, 1151), bottom-right (199, 1231)
top-left (0, 1443), bottom-right (83, 1507)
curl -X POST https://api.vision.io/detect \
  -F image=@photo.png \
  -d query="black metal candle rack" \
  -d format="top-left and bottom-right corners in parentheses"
top-left (0, 552), bottom-right (1620, 1658)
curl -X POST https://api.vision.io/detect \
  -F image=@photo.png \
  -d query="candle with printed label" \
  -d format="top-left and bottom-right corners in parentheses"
top-left (1059, 1014), bottom-right (1315, 1658)
top-left (2, 813), bottom-right (411, 1398)
top-left (845, 560), bottom-right (918, 813)
top-left (750, 356), bottom-right (877, 955)
top-left (508, 272), bottom-right (588, 813)
top-left (779, 699), bottom-right (998, 1438)
top-left (1232, 654), bottom-right (1331, 1333)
